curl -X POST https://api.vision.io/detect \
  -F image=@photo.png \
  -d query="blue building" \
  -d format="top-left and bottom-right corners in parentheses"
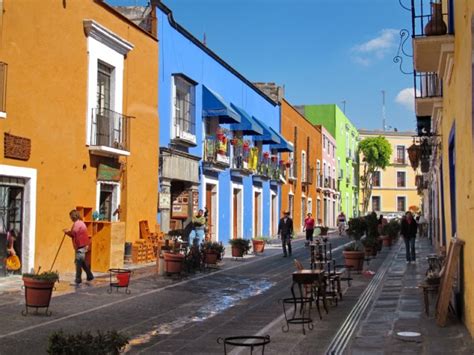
top-left (155, 2), bottom-right (292, 244)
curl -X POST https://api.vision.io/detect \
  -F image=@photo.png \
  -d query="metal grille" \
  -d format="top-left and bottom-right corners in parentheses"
top-left (91, 108), bottom-right (130, 151)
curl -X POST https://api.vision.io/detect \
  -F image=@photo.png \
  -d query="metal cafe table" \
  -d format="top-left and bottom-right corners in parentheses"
top-left (281, 269), bottom-right (326, 334)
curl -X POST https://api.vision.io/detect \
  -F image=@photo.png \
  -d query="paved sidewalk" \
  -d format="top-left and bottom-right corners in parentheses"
top-left (347, 237), bottom-right (474, 354)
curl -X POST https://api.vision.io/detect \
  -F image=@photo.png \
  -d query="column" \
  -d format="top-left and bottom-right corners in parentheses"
top-left (160, 179), bottom-right (171, 233)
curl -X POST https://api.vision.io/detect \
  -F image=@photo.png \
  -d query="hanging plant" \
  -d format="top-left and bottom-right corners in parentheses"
top-left (263, 152), bottom-right (270, 159)
top-left (230, 138), bottom-right (238, 146)
top-left (285, 161), bottom-right (292, 168)
top-left (407, 143), bottom-right (421, 171)
top-left (271, 156), bottom-right (278, 162)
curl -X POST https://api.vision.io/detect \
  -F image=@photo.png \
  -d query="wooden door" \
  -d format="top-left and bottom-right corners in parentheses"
top-left (233, 190), bottom-right (238, 239)
top-left (271, 194), bottom-right (276, 236)
top-left (206, 185), bottom-right (213, 240)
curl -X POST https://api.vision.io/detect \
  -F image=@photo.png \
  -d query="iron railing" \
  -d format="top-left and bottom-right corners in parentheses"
top-left (0, 62), bottom-right (7, 113)
top-left (90, 108), bottom-right (130, 151)
top-left (414, 71), bottom-right (442, 99)
top-left (231, 145), bottom-right (250, 172)
top-left (302, 167), bottom-right (314, 185)
top-left (204, 136), bottom-right (230, 166)
top-left (410, 0), bottom-right (454, 38)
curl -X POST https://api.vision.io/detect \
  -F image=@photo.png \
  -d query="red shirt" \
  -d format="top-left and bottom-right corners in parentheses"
top-left (70, 220), bottom-right (90, 250)
top-left (304, 217), bottom-right (315, 230)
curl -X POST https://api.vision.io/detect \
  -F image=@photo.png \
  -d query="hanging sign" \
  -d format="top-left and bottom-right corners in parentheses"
top-left (97, 163), bottom-right (121, 182)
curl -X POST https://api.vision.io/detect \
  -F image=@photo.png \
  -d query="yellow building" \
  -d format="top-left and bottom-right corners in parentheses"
top-left (0, 1), bottom-right (159, 275)
top-left (358, 130), bottom-right (421, 217)
top-left (409, 0), bottom-right (474, 336)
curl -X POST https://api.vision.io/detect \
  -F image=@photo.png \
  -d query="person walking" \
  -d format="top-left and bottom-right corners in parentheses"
top-left (190, 209), bottom-right (207, 243)
top-left (63, 209), bottom-right (94, 286)
top-left (400, 211), bottom-right (418, 263)
top-left (303, 213), bottom-right (315, 246)
top-left (337, 212), bottom-right (346, 235)
top-left (278, 211), bottom-right (293, 257)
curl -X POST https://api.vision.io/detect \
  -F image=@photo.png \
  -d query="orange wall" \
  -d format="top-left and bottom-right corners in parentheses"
top-left (0, 0), bottom-right (158, 273)
top-left (280, 99), bottom-right (322, 232)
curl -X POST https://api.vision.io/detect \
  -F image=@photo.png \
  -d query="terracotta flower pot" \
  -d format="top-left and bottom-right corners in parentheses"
top-left (231, 246), bottom-right (244, 258)
top-left (163, 253), bottom-right (184, 274)
top-left (22, 277), bottom-right (56, 308)
top-left (252, 240), bottom-right (265, 253)
top-left (204, 251), bottom-right (218, 265)
top-left (343, 250), bottom-right (365, 272)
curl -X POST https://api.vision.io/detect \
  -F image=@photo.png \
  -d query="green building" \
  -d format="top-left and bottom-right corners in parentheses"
top-left (299, 104), bottom-right (359, 218)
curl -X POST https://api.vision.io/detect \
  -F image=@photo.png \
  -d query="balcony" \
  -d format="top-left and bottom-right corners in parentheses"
top-left (393, 157), bottom-right (407, 165)
top-left (414, 72), bottom-right (443, 117)
top-left (270, 159), bottom-right (285, 184)
top-left (230, 145), bottom-right (252, 177)
top-left (0, 62), bottom-right (7, 118)
top-left (171, 117), bottom-right (197, 147)
top-left (203, 136), bottom-right (230, 172)
top-left (346, 149), bottom-right (353, 161)
top-left (302, 167), bottom-right (314, 185)
top-left (89, 108), bottom-right (130, 157)
top-left (253, 158), bottom-right (271, 182)
top-left (411, 0), bottom-right (455, 73)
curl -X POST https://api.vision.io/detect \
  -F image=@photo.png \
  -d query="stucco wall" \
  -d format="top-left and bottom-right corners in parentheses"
top-left (0, 0), bottom-right (158, 273)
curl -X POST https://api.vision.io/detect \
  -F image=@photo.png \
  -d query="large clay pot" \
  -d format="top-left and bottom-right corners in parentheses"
top-left (343, 251), bottom-right (365, 272)
top-left (425, 3), bottom-right (447, 36)
top-left (22, 277), bottom-right (56, 307)
top-left (252, 240), bottom-right (265, 254)
top-left (163, 253), bottom-right (184, 274)
top-left (381, 235), bottom-right (392, 247)
top-left (231, 246), bottom-right (244, 258)
top-left (203, 251), bottom-right (218, 265)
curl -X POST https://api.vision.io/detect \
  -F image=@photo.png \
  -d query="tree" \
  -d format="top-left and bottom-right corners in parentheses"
top-left (359, 136), bottom-right (392, 214)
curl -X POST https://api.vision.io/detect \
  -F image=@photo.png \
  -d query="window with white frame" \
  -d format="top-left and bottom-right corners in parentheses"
top-left (397, 196), bottom-right (406, 212)
top-left (173, 75), bottom-right (196, 143)
top-left (84, 20), bottom-right (133, 151)
top-left (301, 151), bottom-right (307, 182)
top-left (97, 182), bottom-right (120, 222)
top-left (289, 151), bottom-right (295, 178)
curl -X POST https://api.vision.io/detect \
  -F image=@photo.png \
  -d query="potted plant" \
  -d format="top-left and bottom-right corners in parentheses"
top-left (22, 271), bottom-right (59, 315)
top-left (252, 236), bottom-right (268, 254)
top-left (343, 217), bottom-right (366, 271)
top-left (47, 330), bottom-right (128, 354)
top-left (229, 238), bottom-right (251, 257)
top-left (263, 152), bottom-right (270, 159)
top-left (163, 246), bottom-right (185, 275)
top-left (201, 241), bottom-right (224, 264)
top-left (382, 219), bottom-right (400, 246)
top-left (320, 226), bottom-right (329, 236)
top-left (364, 212), bottom-right (379, 255)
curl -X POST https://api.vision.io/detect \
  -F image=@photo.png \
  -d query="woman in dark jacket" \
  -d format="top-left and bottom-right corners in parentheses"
top-left (400, 211), bottom-right (418, 263)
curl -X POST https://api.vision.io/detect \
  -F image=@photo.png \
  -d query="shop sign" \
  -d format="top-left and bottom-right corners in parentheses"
top-left (159, 192), bottom-right (171, 209)
top-left (4, 133), bottom-right (31, 161)
top-left (97, 163), bottom-right (121, 182)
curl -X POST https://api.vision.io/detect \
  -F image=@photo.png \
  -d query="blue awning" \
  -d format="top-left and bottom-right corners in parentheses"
top-left (252, 117), bottom-right (280, 145)
top-left (202, 86), bottom-right (241, 124)
top-left (269, 127), bottom-right (294, 152)
top-left (229, 104), bottom-right (263, 136)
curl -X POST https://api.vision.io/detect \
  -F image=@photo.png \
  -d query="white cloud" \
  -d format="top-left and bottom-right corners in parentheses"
top-left (352, 29), bottom-right (398, 66)
top-left (395, 87), bottom-right (419, 111)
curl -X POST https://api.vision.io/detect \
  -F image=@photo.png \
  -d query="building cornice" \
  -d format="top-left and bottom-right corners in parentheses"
top-left (83, 19), bottom-right (134, 55)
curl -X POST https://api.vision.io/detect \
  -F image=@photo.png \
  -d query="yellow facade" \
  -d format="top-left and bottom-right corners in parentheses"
top-left (411, 0), bottom-right (474, 336)
top-left (358, 131), bottom-right (421, 216)
top-left (0, 1), bottom-right (158, 274)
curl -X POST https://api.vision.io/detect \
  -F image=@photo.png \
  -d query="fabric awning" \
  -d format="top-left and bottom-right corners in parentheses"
top-left (202, 86), bottom-right (241, 124)
top-left (252, 117), bottom-right (280, 145)
top-left (229, 104), bottom-right (263, 136)
top-left (269, 127), bottom-right (294, 152)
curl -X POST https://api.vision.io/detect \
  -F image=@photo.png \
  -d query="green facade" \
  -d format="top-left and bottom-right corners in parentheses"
top-left (303, 104), bottom-right (359, 218)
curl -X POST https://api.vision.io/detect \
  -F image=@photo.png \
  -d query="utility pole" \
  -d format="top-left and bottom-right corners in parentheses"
top-left (381, 90), bottom-right (386, 131)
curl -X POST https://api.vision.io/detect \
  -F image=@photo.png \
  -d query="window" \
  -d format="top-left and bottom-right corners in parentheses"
top-left (288, 194), bottom-right (294, 218)
top-left (372, 196), bottom-right (381, 211)
top-left (316, 160), bottom-right (321, 186)
top-left (396, 146), bottom-right (406, 164)
top-left (372, 171), bottom-right (381, 187)
top-left (173, 75), bottom-right (196, 141)
top-left (97, 182), bottom-right (120, 222)
top-left (97, 62), bottom-right (112, 111)
top-left (323, 136), bottom-right (326, 150)
top-left (301, 151), bottom-right (307, 182)
top-left (397, 171), bottom-right (406, 187)
top-left (397, 196), bottom-right (406, 212)
top-left (0, 62), bottom-right (7, 118)
top-left (317, 199), bottom-right (321, 221)
top-left (289, 151), bottom-right (295, 178)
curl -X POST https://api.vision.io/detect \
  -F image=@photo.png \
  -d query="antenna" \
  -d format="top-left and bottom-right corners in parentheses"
top-left (381, 90), bottom-right (386, 131)
top-left (341, 100), bottom-right (346, 114)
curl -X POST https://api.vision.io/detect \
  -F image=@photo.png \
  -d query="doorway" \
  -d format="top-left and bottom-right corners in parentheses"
top-left (206, 183), bottom-right (217, 241)
top-left (0, 181), bottom-right (24, 276)
top-left (271, 192), bottom-right (277, 236)
top-left (97, 182), bottom-right (120, 222)
top-left (253, 190), bottom-right (262, 238)
top-left (232, 187), bottom-right (242, 239)
top-left (301, 197), bottom-right (306, 231)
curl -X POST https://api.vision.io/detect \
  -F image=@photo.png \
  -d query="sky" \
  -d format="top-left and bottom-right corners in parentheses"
top-left (110, 0), bottom-right (416, 131)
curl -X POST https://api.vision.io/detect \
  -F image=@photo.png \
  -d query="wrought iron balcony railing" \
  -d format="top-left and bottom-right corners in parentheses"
top-left (204, 136), bottom-right (230, 166)
top-left (90, 108), bottom-right (130, 151)
top-left (0, 62), bottom-right (7, 114)
top-left (415, 72), bottom-right (442, 99)
top-left (410, 0), bottom-right (454, 38)
top-left (231, 145), bottom-right (251, 172)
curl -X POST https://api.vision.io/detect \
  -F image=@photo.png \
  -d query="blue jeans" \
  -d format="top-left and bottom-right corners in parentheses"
top-left (404, 237), bottom-right (416, 262)
top-left (75, 247), bottom-right (94, 283)
top-left (189, 228), bottom-right (205, 244)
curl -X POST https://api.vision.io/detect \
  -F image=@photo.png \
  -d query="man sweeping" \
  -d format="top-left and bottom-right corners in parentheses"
top-left (63, 209), bottom-right (94, 286)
